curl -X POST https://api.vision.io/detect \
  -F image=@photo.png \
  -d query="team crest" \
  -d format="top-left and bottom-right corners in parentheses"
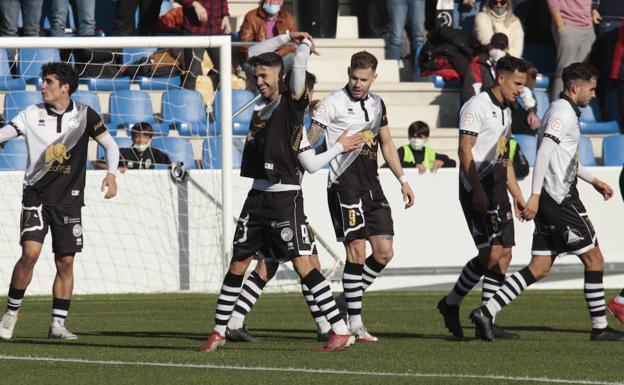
top-left (462, 113), bottom-right (475, 126)
top-left (280, 228), bottom-right (294, 242)
top-left (564, 226), bottom-right (583, 245)
top-left (68, 117), bottom-right (79, 128)
top-left (72, 224), bottom-right (83, 237)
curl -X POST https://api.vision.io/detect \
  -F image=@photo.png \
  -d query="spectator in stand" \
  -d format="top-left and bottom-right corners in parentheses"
top-left (393, 121), bottom-right (456, 173)
top-left (610, 20), bottom-right (624, 133)
top-left (238, 0), bottom-right (297, 62)
top-left (111, 0), bottom-right (164, 36)
top-left (175, 0), bottom-right (231, 90)
top-left (386, 0), bottom-right (426, 65)
top-left (0, 0), bottom-right (43, 37)
top-left (511, 63), bottom-right (541, 135)
top-left (48, 0), bottom-right (96, 37)
top-left (463, 32), bottom-right (509, 97)
top-left (474, 0), bottom-right (524, 58)
top-left (547, 0), bottom-right (601, 100)
top-left (454, 0), bottom-right (485, 34)
top-left (590, 0), bottom-right (624, 120)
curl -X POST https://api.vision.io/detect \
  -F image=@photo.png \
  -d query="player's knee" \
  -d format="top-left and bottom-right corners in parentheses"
top-left (373, 248), bottom-right (393, 265)
top-left (582, 248), bottom-right (604, 271)
top-left (19, 250), bottom-right (40, 269)
top-left (54, 256), bottom-right (74, 275)
top-left (229, 258), bottom-right (251, 276)
top-left (345, 240), bottom-right (367, 263)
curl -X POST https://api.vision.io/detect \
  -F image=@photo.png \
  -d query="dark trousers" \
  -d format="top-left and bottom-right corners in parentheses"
top-left (182, 35), bottom-right (220, 90)
top-left (111, 0), bottom-right (163, 36)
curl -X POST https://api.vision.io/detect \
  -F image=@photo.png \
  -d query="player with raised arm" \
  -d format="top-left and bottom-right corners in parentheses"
top-left (198, 31), bottom-right (362, 353)
top-left (470, 63), bottom-right (624, 342)
top-left (437, 56), bottom-right (528, 339)
top-left (0, 62), bottom-right (119, 340)
top-left (310, 51), bottom-right (415, 343)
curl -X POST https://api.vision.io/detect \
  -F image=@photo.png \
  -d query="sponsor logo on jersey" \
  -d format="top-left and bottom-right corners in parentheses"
top-left (45, 143), bottom-right (72, 174)
top-left (461, 112), bottom-right (475, 126)
top-left (564, 226), bottom-right (584, 245)
top-left (359, 129), bottom-right (377, 148)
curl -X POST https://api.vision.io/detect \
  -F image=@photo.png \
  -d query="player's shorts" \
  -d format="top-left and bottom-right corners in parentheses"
top-left (531, 190), bottom-right (597, 257)
top-left (233, 189), bottom-right (315, 262)
top-left (20, 193), bottom-right (83, 254)
top-left (459, 178), bottom-right (514, 250)
top-left (327, 189), bottom-right (394, 243)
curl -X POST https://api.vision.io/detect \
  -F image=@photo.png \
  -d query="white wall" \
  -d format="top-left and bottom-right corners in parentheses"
top-left (0, 167), bottom-right (622, 295)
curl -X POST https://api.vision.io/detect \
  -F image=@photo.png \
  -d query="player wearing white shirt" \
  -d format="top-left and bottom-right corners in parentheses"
top-left (471, 63), bottom-right (624, 341)
top-left (311, 51), bottom-right (415, 343)
top-left (437, 56), bottom-right (528, 340)
top-left (0, 62), bottom-right (119, 341)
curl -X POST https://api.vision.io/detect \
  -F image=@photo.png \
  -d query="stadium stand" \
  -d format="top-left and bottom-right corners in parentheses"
top-left (72, 90), bottom-right (102, 114)
top-left (0, 49), bottom-right (25, 91)
top-left (109, 90), bottom-right (167, 136)
top-left (161, 89), bottom-right (208, 136)
top-left (152, 137), bottom-right (197, 169)
top-left (580, 99), bottom-right (620, 135)
top-left (602, 134), bottom-right (624, 166)
top-left (513, 134), bottom-right (537, 167)
top-left (3, 91), bottom-right (42, 122)
top-left (19, 48), bottom-right (60, 87)
top-left (213, 89), bottom-right (255, 136)
top-left (578, 136), bottom-right (597, 167)
top-left (202, 137), bottom-right (244, 169)
top-left (0, 139), bottom-right (27, 170)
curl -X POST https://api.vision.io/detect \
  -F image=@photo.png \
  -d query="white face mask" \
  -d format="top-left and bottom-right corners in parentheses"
top-left (409, 138), bottom-right (425, 151)
top-left (263, 3), bottom-right (281, 15)
top-left (489, 48), bottom-right (506, 62)
top-left (492, 6), bottom-right (507, 16)
top-left (133, 142), bottom-right (150, 153)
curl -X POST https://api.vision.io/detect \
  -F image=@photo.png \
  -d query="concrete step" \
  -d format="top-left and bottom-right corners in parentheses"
top-left (314, 38), bottom-right (384, 60)
top-left (336, 16), bottom-right (359, 38)
top-left (386, 104), bottom-right (440, 130)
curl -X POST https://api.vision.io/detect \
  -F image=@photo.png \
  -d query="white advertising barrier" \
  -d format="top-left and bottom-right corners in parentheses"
top-left (0, 167), bottom-right (622, 295)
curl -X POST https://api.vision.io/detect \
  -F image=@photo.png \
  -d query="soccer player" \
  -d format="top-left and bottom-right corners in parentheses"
top-left (198, 31), bottom-right (362, 353)
top-left (437, 56), bottom-right (528, 339)
top-left (309, 51), bottom-right (415, 343)
top-left (0, 62), bottom-right (119, 340)
top-left (470, 63), bottom-right (624, 342)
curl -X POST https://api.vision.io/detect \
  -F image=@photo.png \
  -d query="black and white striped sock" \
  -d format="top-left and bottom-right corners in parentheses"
top-left (362, 255), bottom-right (385, 291)
top-left (301, 283), bottom-right (331, 333)
top-left (6, 286), bottom-right (25, 312)
top-left (482, 271), bottom-right (505, 306)
top-left (51, 298), bottom-right (71, 326)
top-left (302, 269), bottom-right (348, 335)
top-left (228, 271), bottom-right (266, 330)
top-left (484, 267), bottom-right (536, 318)
top-left (343, 261), bottom-right (364, 329)
top-left (584, 271), bottom-right (607, 330)
top-left (446, 256), bottom-right (485, 305)
top-left (213, 272), bottom-right (244, 336)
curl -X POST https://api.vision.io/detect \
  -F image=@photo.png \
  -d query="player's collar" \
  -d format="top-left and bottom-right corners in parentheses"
top-left (559, 93), bottom-right (581, 117)
top-left (485, 88), bottom-right (508, 109)
top-left (44, 99), bottom-right (74, 117)
top-left (343, 86), bottom-right (369, 102)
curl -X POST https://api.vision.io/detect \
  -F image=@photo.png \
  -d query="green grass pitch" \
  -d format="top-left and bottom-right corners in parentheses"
top-left (0, 290), bottom-right (622, 385)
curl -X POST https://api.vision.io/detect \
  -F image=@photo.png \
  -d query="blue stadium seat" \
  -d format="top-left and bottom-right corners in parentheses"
top-left (534, 74), bottom-right (550, 89)
top-left (0, 49), bottom-right (25, 91)
top-left (97, 137), bottom-right (133, 160)
top-left (3, 91), bottom-right (42, 122)
top-left (72, 90), bottom-right (101, 114)
top-left (579, 99), bottom-right (620, 135)
top-left (513, 134), bottom-right (537, 167)
top-left (533, 90), bottom-right (550, 120)
top-left (109, 90), bottom-right (167, 136)
top-left (602, 134), bottom-right (624, 166)
top-left (0, 139), bottom-right (27, 170)
top-left (431, 75), bottom-right (461, 89)
top-left (213, 89), bottom-right (256, 136)
top-left (523, 44), bottom-right (556, 74)
top-left (202, 137), bottom-right (243, 169)
top-left (84, 77), bottom-right (132, 91)
top-left (578, 136), bottom-right (596, 167)
top-left (19, 48), bottom-right (61, 87)
top-left (161, 89), bottom-right (207, 135)
top-left (152, 137), bottom-right (197, 169)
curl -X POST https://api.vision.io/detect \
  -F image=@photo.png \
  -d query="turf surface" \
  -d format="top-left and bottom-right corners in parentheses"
top-left (0, 290), bottom-right (623, 385)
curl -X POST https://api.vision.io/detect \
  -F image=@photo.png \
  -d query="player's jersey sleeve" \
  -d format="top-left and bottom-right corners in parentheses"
top-left (9, 109), bottom-right (29, 137)
top-left (379, 97), bottom-right (388, 127)
top-left (311, 96), bottom-right (335, 129)
top-left (86, 107), bottom-right (109, 140)
top-left (542, 112), bottom-right (568, 144)
top-left (459, 99), bottom-right (484, 137)
top-left (298, 128), bottom-right (312, 153)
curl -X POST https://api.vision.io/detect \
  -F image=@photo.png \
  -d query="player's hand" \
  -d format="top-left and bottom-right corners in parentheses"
top-left (472, 186), bottom-right (489, 213)
top-left (289, 31), bottom-right (320, 55)
top-left (592, 179), bottom-right (614, 200)
top-left (527, 111), bottom-right (541, 130)
top-left (337, 129), bottom-right (363, 152)
top-left (522, 194), bottom-right (540, 220)
top-left (101, 173), bottom-right (117, 199)
top-left (191, 1), bottom-right (208, 23)
top-left (221, 16), bottom-right (232, 34)
top-left (416, 163), bottom-right (426, 174)
top-left (431, 159), bottom-right (444, 173)
top-left (592, 9), bottom-right (602, 24)
top-left (514, 196), bottom-right (527, 221)
top-left (401, 182), bottom-right (414, 208)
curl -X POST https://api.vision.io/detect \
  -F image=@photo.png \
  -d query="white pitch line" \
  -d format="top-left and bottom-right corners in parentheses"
top-left (0, 354), bottom-right (622, 385)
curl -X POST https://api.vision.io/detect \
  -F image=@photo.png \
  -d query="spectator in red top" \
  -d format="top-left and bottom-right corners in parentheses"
top-left (610, 21), bottom-right (624, 133)
top-left (238, 0), bottom-right (297, 61)
top-left (176, 0), bottom-right (232, 89)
